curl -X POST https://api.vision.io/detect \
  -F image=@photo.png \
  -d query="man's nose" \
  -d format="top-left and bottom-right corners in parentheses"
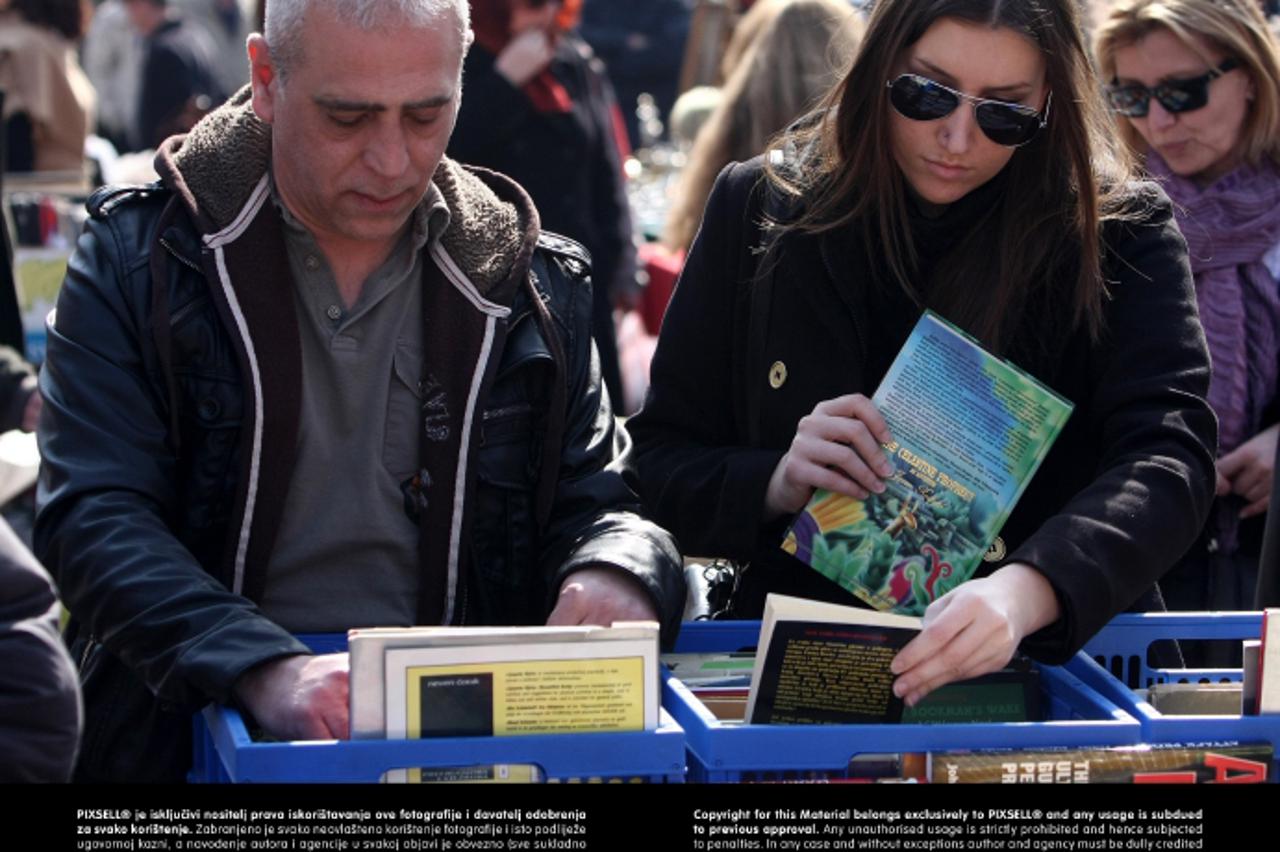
top-left (364, 120), bottom-right (410, 178)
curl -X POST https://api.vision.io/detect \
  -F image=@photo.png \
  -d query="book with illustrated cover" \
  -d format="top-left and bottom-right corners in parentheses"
top-left (929, 742), bottom-right (1272, 784)
top-left (782, 311), bottom-right (1073, 616)
top-left (745, 594), bottom-right (923, 725)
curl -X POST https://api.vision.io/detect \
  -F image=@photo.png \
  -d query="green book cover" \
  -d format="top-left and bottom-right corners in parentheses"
top-left (782, 311), bottom-right (1073, 617)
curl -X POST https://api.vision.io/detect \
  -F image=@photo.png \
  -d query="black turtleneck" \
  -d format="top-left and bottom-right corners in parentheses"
top-left (860, 170), bottom-right (1009, 388)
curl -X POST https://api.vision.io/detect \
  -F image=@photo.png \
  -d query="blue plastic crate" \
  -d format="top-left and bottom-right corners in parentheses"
top-left (667, 621), bottom-right (1141, 782)
top-left (190, 633), bottom-right (686, 783)
top-left (1080, 611), bottom-right (1259, 688)
top-left (1069, 612), bottom-right (1280, 780)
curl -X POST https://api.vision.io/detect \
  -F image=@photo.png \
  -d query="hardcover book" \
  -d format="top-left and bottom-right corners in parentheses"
top-left (782, 311), bottom-right (1073, 616)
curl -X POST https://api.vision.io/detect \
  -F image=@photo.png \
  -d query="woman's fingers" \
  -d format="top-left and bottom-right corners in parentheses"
top-left (888, 569), bottom-right (1046, 706)
top-left (766, 395), bottom-right (897, 516)
top-left (794, 426), bottom-right (889, 494)
top-left (892, 608), bottom-right (1013, 706)
top-left (815, 393), bottom-right (894, 444)
top-left (785, 457), bottom-right (870, 501)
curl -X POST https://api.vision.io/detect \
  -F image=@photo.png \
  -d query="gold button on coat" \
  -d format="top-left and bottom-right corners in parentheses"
top-left (768, 361), bottom-right (787, 389)
top-left (983, 537), bottom-right (1007, 563)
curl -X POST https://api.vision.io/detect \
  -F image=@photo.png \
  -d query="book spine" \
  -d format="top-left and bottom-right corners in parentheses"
top-left (929, 744), bottom-right (1272, 784)
top-left (1259, 609), bottom-right (1277, 715)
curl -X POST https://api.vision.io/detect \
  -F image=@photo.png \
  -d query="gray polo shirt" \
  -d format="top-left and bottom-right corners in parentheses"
top-left (258, 179), bottom-right (451, 632)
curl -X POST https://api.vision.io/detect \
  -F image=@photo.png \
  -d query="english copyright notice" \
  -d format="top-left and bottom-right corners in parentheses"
top-left (689, 807), bottom-right (1207, 851)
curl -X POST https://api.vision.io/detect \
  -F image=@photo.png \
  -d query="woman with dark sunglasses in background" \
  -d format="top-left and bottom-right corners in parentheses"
top-left (1097, 0), bottom-right (1280, 647)
top-left (629, 0), bottom-right (1216, 703)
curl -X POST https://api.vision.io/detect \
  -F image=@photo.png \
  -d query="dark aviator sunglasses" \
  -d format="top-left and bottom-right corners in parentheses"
top-left (1104, 58), bottom-right (1240, 118)
top-left (886, 73), bottom-right (1051, 148)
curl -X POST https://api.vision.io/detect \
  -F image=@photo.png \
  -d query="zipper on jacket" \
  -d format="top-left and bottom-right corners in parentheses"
top-left (79, 636), bottom-right (97, 670)
top-left (168, 293), bottom-right (210, 329)
top-left (159, 237), bottom-right (204, 274)
top-left (457, 577), bottom-right (469, 625)
top-left (482, 404), bottom-right (533, 422)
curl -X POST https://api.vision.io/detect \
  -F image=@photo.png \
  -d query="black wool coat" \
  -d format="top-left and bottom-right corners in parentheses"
top-left (629, 158), bottom-right (1218, 664)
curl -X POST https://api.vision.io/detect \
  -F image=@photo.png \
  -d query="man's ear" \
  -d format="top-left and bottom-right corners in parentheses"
top-left (248, 34), bottom-right (277, 124)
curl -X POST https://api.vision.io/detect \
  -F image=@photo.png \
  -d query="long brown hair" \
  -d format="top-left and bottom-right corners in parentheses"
top-left (664, 0), bottom-right (863, 252)
top-left (766, 0), bottom-right (1134, 353)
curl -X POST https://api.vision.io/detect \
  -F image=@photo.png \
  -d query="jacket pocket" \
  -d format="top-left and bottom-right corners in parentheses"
top-left (383, 342), bottom-right (424, 481)
top-left (175, 373), bottom-right (243, 546)
top-left (471, 406), bottom-right (543, 624)
top-left (74, 640), bottom-right (192, 783)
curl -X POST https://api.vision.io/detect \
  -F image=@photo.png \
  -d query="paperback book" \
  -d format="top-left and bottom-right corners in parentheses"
top-left (782, 311), bottom-right (1072, 616)
top-left (670, 648), bottom-right (1040, 724)
top-left (349, 622), bottom-right (661, 783)
top-left (745, 594), bottom-right (922, 725)
top-left (350, 622), bottom-right (658, 739)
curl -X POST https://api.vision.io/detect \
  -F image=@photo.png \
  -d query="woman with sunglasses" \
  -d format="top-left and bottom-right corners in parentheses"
top-left (1096, 0), bottom-right (1280, 640)
top-left (629, 0), bottom-right (1217, 703)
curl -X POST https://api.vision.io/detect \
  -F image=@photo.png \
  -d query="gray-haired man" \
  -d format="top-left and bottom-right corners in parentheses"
top-left (36, 0), bottom-right (683, 782)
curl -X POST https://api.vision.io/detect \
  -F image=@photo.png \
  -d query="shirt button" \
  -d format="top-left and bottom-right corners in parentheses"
top-left (305, 254), bottom-right (320, 271)
top-left (326, 304), bottom-right (342, 321)
top-left (768, 360), bottom-right (787, 389)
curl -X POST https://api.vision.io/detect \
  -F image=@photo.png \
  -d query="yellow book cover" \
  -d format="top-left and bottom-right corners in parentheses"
top-left (380, 629), bottom-right (659, 783)
top-left (350, 622), bottom-right (658, 739)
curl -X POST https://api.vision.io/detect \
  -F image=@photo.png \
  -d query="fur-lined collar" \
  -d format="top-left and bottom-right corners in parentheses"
top-left (153, 87), bottom-right (537, 296)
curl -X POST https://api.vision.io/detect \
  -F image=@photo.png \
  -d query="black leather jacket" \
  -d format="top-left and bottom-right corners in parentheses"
top-left (34, 93), bottom-right (683, 782)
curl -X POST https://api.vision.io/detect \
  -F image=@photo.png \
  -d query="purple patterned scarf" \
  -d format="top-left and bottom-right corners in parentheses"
top-left (1148, 153), bottom-right (1280, 454)
top-left (1148, 153), bottom-right (1280, 553)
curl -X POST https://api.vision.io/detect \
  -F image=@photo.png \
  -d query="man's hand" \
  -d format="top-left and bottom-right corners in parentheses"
top-left (889, 563), bottom-right (1060, 706)
top-left (1217, 423), bottom-right (1279, 519)
top-left (233, 653), bottom-right (350, 741)
top-left (547, 567), bottom-right (659, 627)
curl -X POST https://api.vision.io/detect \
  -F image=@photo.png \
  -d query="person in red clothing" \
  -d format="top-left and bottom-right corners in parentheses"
top-left (449, 0), bottom-right (637, 409)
